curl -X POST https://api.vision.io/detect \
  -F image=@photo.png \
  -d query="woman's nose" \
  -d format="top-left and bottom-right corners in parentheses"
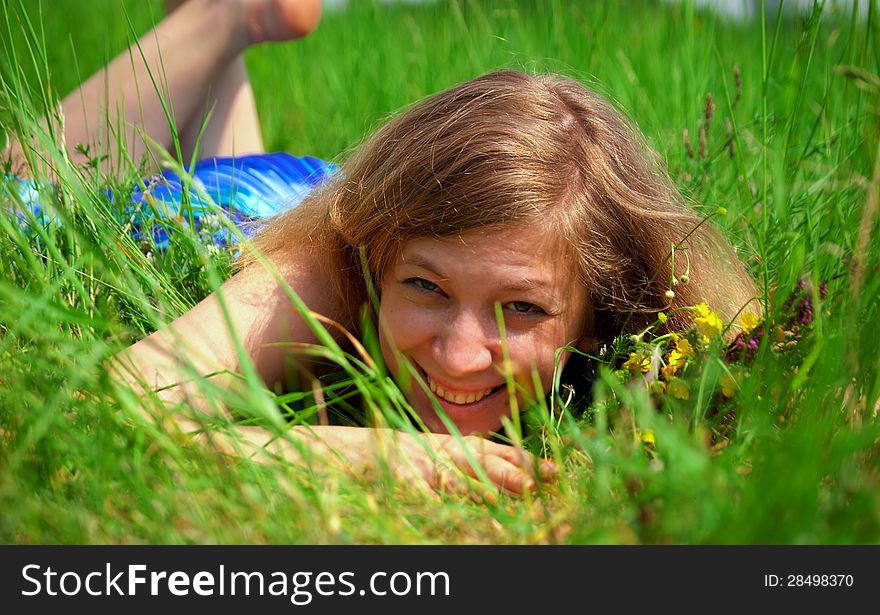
top-left (432, 310), bottom-right (497, 377)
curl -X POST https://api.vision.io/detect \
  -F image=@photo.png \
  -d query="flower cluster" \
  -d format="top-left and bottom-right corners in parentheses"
top-left (610, 279), bottom-right (823, 408)
top-left (615, 302), bottom-right (731, 402)
top-left (724, 279), bottom-right (824, 364)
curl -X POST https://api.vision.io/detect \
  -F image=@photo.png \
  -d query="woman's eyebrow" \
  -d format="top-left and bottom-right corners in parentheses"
top-left (402, 254), bottom-right (556, 292)
top-left (499, 279), bottom-right (545, 292)
top-left (400, 254), bottom-right (445, 277)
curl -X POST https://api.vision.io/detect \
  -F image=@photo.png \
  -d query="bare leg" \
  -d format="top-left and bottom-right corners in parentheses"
top-left (5, 0), bottom-right (322, 176)
top-left (178, 56), bottom-right (265, 159)
top-left (166, 0), bottom-right (262, 159)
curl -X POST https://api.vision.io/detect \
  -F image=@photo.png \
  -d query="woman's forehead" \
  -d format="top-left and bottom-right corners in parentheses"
top-left (395, 224), bottom-right (575, 282)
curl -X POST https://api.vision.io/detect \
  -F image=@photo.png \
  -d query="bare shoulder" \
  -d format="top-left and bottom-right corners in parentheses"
top-left (119, 242), bottom-right (348, 398)
top-left (205, 243), bottom-right (349, 387)
top-left (225, 242), bottom-right (343, 322)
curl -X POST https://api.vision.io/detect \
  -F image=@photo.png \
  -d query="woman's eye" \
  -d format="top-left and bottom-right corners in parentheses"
top-left (508, 301), bottom-right (544, 314)
top-left (408, 278), bottom-right (440, 292)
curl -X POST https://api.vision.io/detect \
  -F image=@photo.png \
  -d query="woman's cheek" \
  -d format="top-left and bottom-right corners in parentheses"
top-left (507, 333), bottom-right (567, 393)
top-left (378, 295), bottom-right (437, 369)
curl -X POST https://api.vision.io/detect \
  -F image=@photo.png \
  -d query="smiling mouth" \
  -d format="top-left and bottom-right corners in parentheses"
top-left (416, 365), bottom-right (505, 405)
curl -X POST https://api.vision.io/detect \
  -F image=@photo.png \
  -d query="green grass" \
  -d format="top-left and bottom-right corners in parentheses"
top-left (1, 0), bottom-right (879, 544)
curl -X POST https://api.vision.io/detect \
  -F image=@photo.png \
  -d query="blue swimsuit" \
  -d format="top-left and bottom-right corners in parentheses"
top-left (7, 152), bottom-right (337, 250)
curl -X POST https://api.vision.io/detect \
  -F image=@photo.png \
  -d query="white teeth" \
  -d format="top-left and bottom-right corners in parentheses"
top-left (425, 373), bottom-right (494, 405)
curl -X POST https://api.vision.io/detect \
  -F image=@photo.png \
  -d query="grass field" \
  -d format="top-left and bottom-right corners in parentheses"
top-left (1, 0), bottom-right (879, 544)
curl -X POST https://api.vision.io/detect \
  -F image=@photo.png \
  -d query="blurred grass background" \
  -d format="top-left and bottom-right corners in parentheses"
top-left (1, 0), bottom-right (879, 543)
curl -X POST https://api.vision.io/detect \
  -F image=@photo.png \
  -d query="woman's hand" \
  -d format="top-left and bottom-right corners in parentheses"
top-left (288, 426), bottom-right (558, 499)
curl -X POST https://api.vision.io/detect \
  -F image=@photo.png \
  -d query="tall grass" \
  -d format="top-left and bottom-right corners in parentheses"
top-left (1, 0), bottom-right (878, 544)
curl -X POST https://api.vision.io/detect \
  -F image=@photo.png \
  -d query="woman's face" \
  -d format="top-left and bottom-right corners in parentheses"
top-left (378, 224), bottom-right (589, 435)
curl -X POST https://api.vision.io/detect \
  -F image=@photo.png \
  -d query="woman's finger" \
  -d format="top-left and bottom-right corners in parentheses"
top-left (449, 436), bottom-right (558, 485)
top-left (430, 462), bottom-right (462, 495)
top-left (414, 433), bottom-right (554, 498)
top-left (491, 442), bottom-right (537, 472)
top-left (488, 443), bottom-right (557, 481)
top-left (481, 455), bottom-right (536, 496)
top-left (387, 448), bottom-right (441, 501)
top-left (390, 439), bottom-right (474, 499)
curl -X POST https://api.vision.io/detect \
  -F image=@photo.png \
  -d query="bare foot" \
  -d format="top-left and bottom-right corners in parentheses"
top-left (167, 0), bottom-right (321, 45)
top-left (245, 0), bottom-right (322, 44)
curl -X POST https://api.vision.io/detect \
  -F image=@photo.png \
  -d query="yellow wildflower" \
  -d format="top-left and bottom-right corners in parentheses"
top-left (667, 378), bottom-right (690, 400)
top-left (720, 373), bottom-right (738, 398)
top-left (693, 302), bottom-right (723, 340)
top-left (774, 325), bottom-right (786, 343)
top-left (623, 352), bottom-right (651, 374)
top-left (662, 337), bottom-right (695, 379)
top-left (740, 311), bottom-right (759, 334)
top-left (658, 312), bottom-right (668, 324)
top-left (675, 337), bottom-right (695, 357)
top-left (649, 380), bottom-right (667, 395)
top-left (641, 429), bottom-right (656, 446)
top-left (662, 352), bottom-right (685, 379)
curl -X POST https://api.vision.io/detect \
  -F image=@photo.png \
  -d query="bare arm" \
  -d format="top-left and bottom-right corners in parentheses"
top-left (112, 245), bottom-right (341, 409)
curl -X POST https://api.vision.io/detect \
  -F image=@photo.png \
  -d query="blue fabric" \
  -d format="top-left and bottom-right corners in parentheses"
top-left (8, 175), bottom-right (54, 223)
top-left (7, 152), bottom-right (337, 250)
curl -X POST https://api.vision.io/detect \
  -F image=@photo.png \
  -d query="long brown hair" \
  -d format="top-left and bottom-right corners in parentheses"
top-left (246, 70), bottom-right (758, 343)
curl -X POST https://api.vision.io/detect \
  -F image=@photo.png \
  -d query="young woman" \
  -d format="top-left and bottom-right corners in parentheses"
top-left (5, 0), bottom-right (758, 496)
